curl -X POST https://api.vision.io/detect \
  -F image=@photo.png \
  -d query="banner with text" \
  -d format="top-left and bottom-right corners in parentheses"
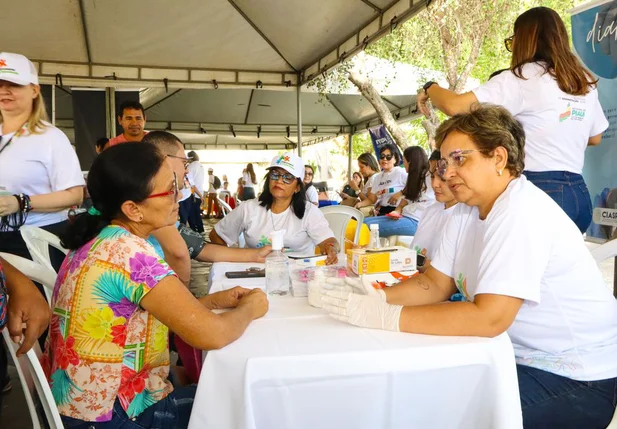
top-left (571, 0), bottom-right (617, 240)
top-left (368, 125), bottom-right (404, 167)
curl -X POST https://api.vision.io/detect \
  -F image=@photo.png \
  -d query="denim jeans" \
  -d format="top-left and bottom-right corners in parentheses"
top-left (364, 216), bottom-right (419, 237)
top-left (517, 364), bottom-right (617, 429)
top-left (524, 171), bottom-right (592, 233)
top-left (60, 384), bottom-right (197, 429)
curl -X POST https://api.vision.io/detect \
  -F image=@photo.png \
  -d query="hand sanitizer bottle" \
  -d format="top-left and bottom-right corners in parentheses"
top-left (369, 224), bottom-right (381, 250)
top-left (266, 230), bottom-right (290, 295)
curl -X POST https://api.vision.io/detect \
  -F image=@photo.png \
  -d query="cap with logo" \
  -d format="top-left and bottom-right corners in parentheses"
top-left (0, 52), bottom-right (39, 85)
top-left (266, 152), bottom-right (305, 178)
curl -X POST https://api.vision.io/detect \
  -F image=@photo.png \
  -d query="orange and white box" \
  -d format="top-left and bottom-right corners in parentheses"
top-left (347, 246), bottom-right (416, 275)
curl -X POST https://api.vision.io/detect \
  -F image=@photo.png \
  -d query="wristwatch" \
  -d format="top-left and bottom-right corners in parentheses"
top-left (423, 81), bottom-right (437, 95)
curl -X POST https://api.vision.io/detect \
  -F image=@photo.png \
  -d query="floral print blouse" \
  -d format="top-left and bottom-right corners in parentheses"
top-left (40, 225), bottom-right (176, 422)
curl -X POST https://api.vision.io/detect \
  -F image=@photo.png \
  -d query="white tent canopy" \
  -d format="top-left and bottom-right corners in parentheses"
top-left (2, 0), bottom-right (429, 89)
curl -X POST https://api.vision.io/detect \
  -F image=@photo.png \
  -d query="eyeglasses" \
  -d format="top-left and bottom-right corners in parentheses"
top-left (379, 154), bottom-right (394, 161)
top-left (504, 35), bottom-right (514, 52)
top-left (304, 171), bottom-right (313, 177)
top-left (147, 172), bottom-right (178, 199)
top-left (167, 154), bottom-right (191, 168)
top-left (429, 167), bottom-right (446, 181)
top-left (436, 149), bottom-right (482, 178)
top-left (269, 171), bottom-right (296, 185)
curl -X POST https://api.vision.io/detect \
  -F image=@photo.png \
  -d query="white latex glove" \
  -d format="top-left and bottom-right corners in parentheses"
top-left (321, 289), bottom-right (402, 332)
top-left (343, 276), bottom-right (387, 302)
top-left (308, 277), bottom-right (349, 308)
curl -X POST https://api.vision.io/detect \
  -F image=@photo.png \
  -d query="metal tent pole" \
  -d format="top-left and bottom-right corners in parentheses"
top-left (296, 80), bottom-right (302, 157)
top-left (347, 133), bottom-right (353, 181)
top-left (51, 84), bottom-right (56, 126)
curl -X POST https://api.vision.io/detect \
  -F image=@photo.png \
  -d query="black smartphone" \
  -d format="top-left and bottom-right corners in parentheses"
top-left (416, 254), bottom-right (426, 268)
top-left (225, 271), bottom-right (265, 279)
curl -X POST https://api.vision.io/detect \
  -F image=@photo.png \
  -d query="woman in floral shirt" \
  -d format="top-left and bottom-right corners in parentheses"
top-left (42, 143), bottom-right (268, 428)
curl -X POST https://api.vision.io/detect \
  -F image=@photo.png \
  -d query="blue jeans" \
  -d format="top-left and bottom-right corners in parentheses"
top-left (524, 171), bottom-right (592, 233)
top-left (364, 216), bottom-right (419, 237)
top-left (517, 364), bottom-right (617, 428)
top-left (60, 385), bottom-right (197, 429)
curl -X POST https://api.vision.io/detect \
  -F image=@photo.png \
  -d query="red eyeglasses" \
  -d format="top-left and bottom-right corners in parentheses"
top-left (147, 173), bottom-right (178, 199)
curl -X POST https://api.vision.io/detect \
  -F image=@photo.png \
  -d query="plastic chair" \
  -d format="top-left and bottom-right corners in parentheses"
top-left (320, 205), bottom-right (364, 247)
top-left (217, 197), bottom-right (233, 217)
top-left (2, 330), bottom-right (64, 429)
top-left (0, 252), bottom-right (57, 302)
top-left (590, 238), bottom-right (617, 264)
top-left (20, 226), bottom-right (68, 273)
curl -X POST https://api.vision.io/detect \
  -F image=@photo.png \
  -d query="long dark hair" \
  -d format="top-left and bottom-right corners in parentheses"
top-left (246, 163), bottom-right (256, 184)
top-left (511, 7), bottom-right (597, 95)
top-left (61, 143), bottom-right (166, 250)
top-left (402, 146), bottom-right (429, 202)
top-left (259, 173), bottom-right (308, 219)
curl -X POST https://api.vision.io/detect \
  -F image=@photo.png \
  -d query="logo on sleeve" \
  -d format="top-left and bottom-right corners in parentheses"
top-left (456, 273), bottom-right (470, 301)
top-left (559, 103), bottom-right (586, 122)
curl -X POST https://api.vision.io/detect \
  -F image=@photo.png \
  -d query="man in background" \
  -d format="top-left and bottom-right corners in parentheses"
top-left (206, 167), bottom-right (222, 219)
top-left (186, 151), bottom-right (205, 233)
top-left (108, 101), bottom-right (148, 147)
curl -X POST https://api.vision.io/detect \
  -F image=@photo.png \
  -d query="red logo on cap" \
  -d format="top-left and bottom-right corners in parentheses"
top-left (0, 59), bottom-right (6, 67)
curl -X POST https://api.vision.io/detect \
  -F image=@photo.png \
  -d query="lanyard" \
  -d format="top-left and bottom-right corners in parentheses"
top-left (0, 124), bottom-right (27, 157)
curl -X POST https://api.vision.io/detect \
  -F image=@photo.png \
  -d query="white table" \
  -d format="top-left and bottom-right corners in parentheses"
top-left (188, 262), bottom-right (523, 429)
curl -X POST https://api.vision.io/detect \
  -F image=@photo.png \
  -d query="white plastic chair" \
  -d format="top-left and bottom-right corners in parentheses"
top-left (20, 226), bottom-right (68, 273)
top-left (590, 238), bottom-right (617, 265)
top-left (320, 205), bottom-right (364, 247)
top-left (0, 252), bottom-right (57, 302)
top-left (217, 197), bottom-right (233, 217)
top-left (2, 330), bottom-right (64, 429)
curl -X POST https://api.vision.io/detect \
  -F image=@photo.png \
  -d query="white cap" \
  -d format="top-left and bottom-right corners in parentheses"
top-left (271, 229), bottom-right (286, 251)
top-left (369, 224), bottom-right (379, 231)
top-left (267, 152), bottom-right (305, 178)
top-left (0, 52), bottom-right (39, 85)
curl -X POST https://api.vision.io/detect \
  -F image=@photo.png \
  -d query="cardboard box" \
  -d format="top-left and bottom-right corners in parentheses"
top-left (347, 246), bottom-right (416, 275)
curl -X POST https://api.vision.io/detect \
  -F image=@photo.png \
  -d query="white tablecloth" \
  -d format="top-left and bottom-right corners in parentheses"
top-left (188, 263), bottom-right (523, 429)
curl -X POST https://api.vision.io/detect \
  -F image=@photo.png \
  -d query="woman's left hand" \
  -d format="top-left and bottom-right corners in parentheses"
top-left (416, 89), bottom-right (431, 118)
top-left (0, 195), bottom-right (19, 217)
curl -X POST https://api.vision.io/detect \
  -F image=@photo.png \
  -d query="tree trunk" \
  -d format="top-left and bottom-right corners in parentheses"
top-left (421, 103), bottom-right (441, 151)
top-left (348, 70), bottom-right (410, 149)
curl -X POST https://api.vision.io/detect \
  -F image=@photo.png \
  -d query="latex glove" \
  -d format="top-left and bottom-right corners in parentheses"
top-left (321, 289), bottom-right (402, 332)
top-left (342, 277), bottom-right (386, 302)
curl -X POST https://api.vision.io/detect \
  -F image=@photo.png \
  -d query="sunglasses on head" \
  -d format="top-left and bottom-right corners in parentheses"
top-left (147, 172), bottom-right (179, 199)
top-left (269, 171), bottom-right (296, 185)
top-left (380, 153), bottom-right (394, 161)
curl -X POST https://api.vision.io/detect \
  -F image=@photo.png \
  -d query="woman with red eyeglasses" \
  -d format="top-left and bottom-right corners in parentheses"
top-left (43, 143), bottom-right (268, 428)
top-left (416, 7), bottom-right (607, 234)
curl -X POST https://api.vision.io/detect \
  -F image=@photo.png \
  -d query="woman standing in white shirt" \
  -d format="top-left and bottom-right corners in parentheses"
top-left (0, 52), bottom-right (84, 266)
top-left (210, 152), bottom-right (339, 264)
top-left (355, 144), bottom-right (407, 216)
top-left (241, 163), bottom-right (257, 201)
top-left (416, 7), bottom-right (607, 233)
top-left (322, 106), bottom-right (617, 428)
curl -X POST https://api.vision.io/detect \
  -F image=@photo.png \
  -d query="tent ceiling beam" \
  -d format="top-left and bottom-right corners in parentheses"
top-left (358, 0), bottom-right (383, 12)
top-left (78, 0), bottom-right (92, 64)
top-left (325, 94), bottom-right (352, 126)
top-left (301, 0), bottom-right (428, 84)
top-left (244, 89), bottom-right (255, 124)
top-left (144, 89), bottom-right (183, 111)
top-left (227, 0), bottom-right (298, 72)
top-left (381, 95), bottom-right (402, 109)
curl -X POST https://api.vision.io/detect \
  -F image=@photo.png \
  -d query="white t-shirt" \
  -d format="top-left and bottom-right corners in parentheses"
top-left (214, 199), bottom-right (334, 255)
top-left (0, 123), bottom-right (85, 227)
top-left (362, 174), bottom-right (377, 198)
top-left (401, 174), bottom-right (436, 222)
top-left (411, 202), bottom-right (457, 259)
top-left (187, 162), bottom-right (205, 196)
top-left (432, 176), bottom-right (617, 381)
top-left (371, 167), bottom-right (408, 207)
top-left (242, 172), bottom-right (256, 189)
top-left (473, 62), bottom-right (609, 174)
top-left (305, 185), bottom-right (319, 205)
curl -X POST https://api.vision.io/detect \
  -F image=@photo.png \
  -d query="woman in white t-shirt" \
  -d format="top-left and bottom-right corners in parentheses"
top-left (411, 150), bottom-right (457, 270)
top-left (416, 7), bottom-right (608, 234)
top-left (364, 146), bottom-right (433, 237)
top-left (322, 106), bottom-right (617, 428)
top-left (241, 163), bottom-right (257, 201)
top-left (303, 165), bottom-right (319, 206)
top-left (355, 144), bottom-right (408, 216)
top-left (0, 52), bottom-right (84, 268)
top-left (210, 152), bottom-right (339, 264)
